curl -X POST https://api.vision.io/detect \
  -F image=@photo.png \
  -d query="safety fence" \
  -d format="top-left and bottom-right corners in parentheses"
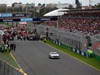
top-left (0, 60), bottom-right (21, 75)
top-left (36, 25), bottom-right (88, 51)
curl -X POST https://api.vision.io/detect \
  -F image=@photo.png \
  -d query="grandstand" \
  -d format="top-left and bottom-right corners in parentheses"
top-left (44, 9), bottom-right (100, 36)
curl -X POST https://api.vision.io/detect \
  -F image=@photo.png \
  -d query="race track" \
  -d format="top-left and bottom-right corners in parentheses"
top-left (12, 40), bottom-right (100, 75)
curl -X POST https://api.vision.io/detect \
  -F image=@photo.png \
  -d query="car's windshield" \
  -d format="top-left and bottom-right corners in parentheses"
top-left (51, 52), bottom-right (57, 54)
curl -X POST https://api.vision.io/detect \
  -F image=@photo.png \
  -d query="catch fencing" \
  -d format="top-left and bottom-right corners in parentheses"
top-left (36, 25), bottom-right (88, 51)
top-left (0, 60), bottom-right (21, 75)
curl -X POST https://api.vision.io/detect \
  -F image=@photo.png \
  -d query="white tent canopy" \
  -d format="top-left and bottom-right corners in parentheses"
top-left (44, 8), bottom-right (68, 16)
top-left (19, 22), bottom-right (27, 25)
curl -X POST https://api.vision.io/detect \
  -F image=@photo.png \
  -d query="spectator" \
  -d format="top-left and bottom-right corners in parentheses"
top-left (9, 41), bottom-right (16, 52)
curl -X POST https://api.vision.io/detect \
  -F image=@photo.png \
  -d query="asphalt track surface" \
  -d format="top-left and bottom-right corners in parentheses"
top-left (13, 40), bottom-right (100, 75)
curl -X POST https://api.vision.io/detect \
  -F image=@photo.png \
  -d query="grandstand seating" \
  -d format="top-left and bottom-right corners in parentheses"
top-left (44, 9), bottom-right (100, 36)
top-left (59, 18), bottom-right (100, 35)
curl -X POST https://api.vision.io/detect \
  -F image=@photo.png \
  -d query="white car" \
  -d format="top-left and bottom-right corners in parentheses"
top-left (49, 52), bottom-right (60, 59)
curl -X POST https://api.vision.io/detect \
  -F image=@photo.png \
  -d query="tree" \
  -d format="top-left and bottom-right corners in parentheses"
top-left (0, 7), bottom-right (6, 12)
top-left (68, 4), bottom-right (74, 9)
top-left (38, 3), bottom-right (42, 7)
top-left (94, 3), bottom-right (100, 8)
top-left (75, 0), bottom-right (82, 9)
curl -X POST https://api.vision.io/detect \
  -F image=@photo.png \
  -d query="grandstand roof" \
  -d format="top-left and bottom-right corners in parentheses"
top-left (44, 8), bottom-right (69, 16)
top-left (64, 8), bottom-right (100, 14)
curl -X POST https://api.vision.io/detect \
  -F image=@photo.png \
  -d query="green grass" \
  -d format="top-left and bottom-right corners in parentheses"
top-left (0, 22), bottom-right (12, 27)
top-left (44, 40), bottom-right (100, 70)
top-left (0, 52), bottom-right (20, 69)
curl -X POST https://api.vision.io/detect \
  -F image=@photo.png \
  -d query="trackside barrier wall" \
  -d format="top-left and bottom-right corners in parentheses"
top-left (48, 38), bottom-right (88, 57)
top-left (0, 60), bottom-right (21, 75)
top-left (91, 34), bottom-right (100, 61)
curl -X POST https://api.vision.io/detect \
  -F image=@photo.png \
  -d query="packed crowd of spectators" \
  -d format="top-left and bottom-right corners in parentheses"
top-left (44, 21), bottom-right (57, 27)
top-left (0, 27), bottom-right (17, 52)
top-left (44, 13), bottom-right (100, 36)
top-left (0, 25), bottom-right (28, 52)
top-left (59, 17), bottom-right (100, 35)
